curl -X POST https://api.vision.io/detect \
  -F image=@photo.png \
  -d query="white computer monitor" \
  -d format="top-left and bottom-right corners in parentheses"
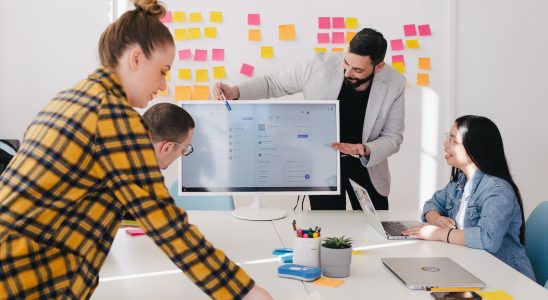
top-left (178, 100), bottom-right (340, 220)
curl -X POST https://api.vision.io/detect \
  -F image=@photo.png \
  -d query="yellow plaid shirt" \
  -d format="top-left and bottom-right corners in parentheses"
top-left (0, 67), bottom-right (254, 299)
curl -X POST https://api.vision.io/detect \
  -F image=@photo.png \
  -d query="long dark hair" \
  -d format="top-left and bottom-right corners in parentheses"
top-left (451, 115), bottom-right (526, 244)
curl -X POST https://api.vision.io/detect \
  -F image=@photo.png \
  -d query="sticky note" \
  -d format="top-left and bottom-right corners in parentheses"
top-left (418, 24), bottom-right (432, 36)
top-left (403, 24), bottom-right (417, 36)
top-left (160, 11), bottom-right (172, 23)
top-left (392, 54), bottom-right (404, 64)
top-left (332, 32), bottom-right (345, 44)
top-left (417, 73), bottom-right (430, 86)
top-left (345, 17), bottom-right (358, 29)
top-left (178, 68), bottom-right (192, 80)
top-left (279, 24), bottom-right (296, 41)
top-left (165, 72), bottom-right (170, 82)
top-left (125, 228), bottom-right (145, 236)
top-left (392, 61), bottom-right (405, 73)
top-left (194, 49), bottom-right (207, 61)
top-left (204, 27), bottom-right (217, 38)
top-left (213, 66), bottom-right (226, 79)
top-left (188, 28), bottom-right (201, 39)
top-left (248, 13), bottom-right (260, 25)
top-left (174, 29), bottom-right (187, 41)
top-left (318, 17), bottom-right (330, 29)
top-left (345, 31), bottom-right (356, 43)
top-left (314, 47), bottom-right (327, 53)
top-left (477, 290), bottom-right (514, 300)
top-left (317, 33), bottom-right (330, 44)
top-left (195, 69), bottom-right (209, 82)
top-left (157, 85), bottom-right (169, 96)
top-left (212, 48), bottom-right (224, 61)
top-left (390, 39), bottom-right (404, 51)
top-left (175, 86), bottom-right (192, 100)
top-left (332, 17), bottom-right (345, 29)
top-left (192, 85), bottom-right (210, 100)
top-left (261, 46), bottom-right (274, 58)
top-left (189, 12), bottom-right (202, 22)
top-left (406, 39), bottom-right (420, 49)
top-left (313, 277), bottom-right (344, 288)
top-left (173, 11), bottom-right (186, 22)
top-left (210, 11), bottom-right (223, 23)
top-left (178, 49), bottom-right (192, 60)
top-left (418, 57), bottom-right (431, 70)
top-left (332, 48), bottom-right (344, 52)
top-left (240, 63), bottom-right (254, 77)
top-left (248, 29), bottom-right (261, 41)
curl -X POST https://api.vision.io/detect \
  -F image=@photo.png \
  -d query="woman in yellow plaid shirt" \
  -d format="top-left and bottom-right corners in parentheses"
top-left (0, 0), bottom-right (272, 299)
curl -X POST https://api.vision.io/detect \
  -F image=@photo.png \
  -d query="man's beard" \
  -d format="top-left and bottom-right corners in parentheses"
top-left (343, 72), bottom-right (375, 90)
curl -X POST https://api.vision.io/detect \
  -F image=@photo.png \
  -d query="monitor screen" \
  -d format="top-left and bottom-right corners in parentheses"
top-left (179, 100), bottom-right (339, 195)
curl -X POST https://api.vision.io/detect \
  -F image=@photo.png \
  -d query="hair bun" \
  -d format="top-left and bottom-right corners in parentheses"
top-left (133, 0), bottom-right (166, 18)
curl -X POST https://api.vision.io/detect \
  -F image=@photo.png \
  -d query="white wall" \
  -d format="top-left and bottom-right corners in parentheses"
top-left (455, 0), bottom-right (548, 217)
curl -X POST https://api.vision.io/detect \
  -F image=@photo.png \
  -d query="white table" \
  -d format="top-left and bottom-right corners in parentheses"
top-left (92, 211), bottom-right (547, 299)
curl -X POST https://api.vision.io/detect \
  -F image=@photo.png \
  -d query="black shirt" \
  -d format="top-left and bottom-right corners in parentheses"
top-left (338, 81), bottom-right (372, 144)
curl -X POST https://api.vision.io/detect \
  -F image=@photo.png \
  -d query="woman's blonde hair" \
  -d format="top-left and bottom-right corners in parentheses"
top-left (98, 0), bottom-right (173, 68)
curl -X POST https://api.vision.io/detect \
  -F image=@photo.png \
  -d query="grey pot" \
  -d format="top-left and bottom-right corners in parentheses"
top-left (320, 245), bottom-right (352, 278)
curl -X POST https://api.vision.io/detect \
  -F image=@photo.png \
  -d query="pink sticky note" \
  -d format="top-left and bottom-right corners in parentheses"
top-left (317, 33), bottom-right (330, 44)
top-left (392, 54), bottom-right (404, 63)
top-left (332, 32), bottom-right (345, 44)
top-left (248, 13), bottom-right (260, 25)
top-left (391, 39), bottom-right (404, 51)
top-left (240, 63), bottom-right (254, 77)
top-left (418, 24), bottom-right (432, 36)
top-left (318, 17), bottom-right (330, 29)
top-left (178, 49), bottom-right (192, 60)
top-left (160, 11), bottom-right (172, 23)
top-left (125, 228), bottom-right (145, 236)
top-left (212, 48), bottom-right (225, 61)
top-left (332, 17), bottom-right (345, 29)
top-left (403, 24), bottom-right (417, 36)
top-left (194, 49), bottom-right (207, 61)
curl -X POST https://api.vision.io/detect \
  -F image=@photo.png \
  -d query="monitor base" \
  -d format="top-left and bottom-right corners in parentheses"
top-left (232, 196), bottom-right (286, 221)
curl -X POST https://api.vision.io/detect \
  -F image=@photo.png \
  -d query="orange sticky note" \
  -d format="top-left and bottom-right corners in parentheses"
top-left (392, 61), bottom-right (405, 73)
top-left (188, 28), bottom-right (201, 39)
top-left (212, 66), bottom-right (226, 79)
top-left (174, 29), bottom-right (187, 41)
top-left (417, 73), bottom-right (430, 86)
top-left (406, 39), bottom-right (419, 49)
top-left (178, 68), bottom-right (192, 80)
top-left (175, 86), bottom-right (192, 100)
top-left (418, 57), bottom-right (431, 70)
top-left (279, 24), bottom-right (296, 40)
top-left (313, 277), bottom-right (344, 288)
top-left (210, 11), bottom-right (223, 23)
top-left (173, 11), bottom-right (186, 22)
top-left (345, 31), bottom-right (356, 43)
top-left (157, 85), bottom-right (169, 96)
top-left (248, 29), bottom-right (261, 41)
top-left (314, 47), bottom-right (327, 53)
top-left (189, 12), bottom-right (202, 22)
top-left (195, 69), bottom-right (209, 82)
top-left (332, 48), bottom-right (344, 52)
top-left (345, 17), bottom-right (358, 29)
top-left (192, 85), bottom-right (210, 100)
top-left (261, 46), bottom-right (274, 58)
top-left (204, 27), bottom-right (217, 38)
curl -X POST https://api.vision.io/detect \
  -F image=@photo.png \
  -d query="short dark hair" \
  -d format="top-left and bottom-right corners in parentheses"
top-left (348, 28), bottom-right (387, 66)
top-left (143, 103), bottom-right (195, 143)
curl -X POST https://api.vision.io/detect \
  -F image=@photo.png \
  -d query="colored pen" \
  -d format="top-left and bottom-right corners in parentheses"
top-left (220, 89), bottom-right (231, 111)
top-left (292, 219), bottom-right (297, 231)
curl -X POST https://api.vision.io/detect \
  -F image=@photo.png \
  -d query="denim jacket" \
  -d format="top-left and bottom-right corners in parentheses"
top-left (422, 170), bottom-right (536, 281)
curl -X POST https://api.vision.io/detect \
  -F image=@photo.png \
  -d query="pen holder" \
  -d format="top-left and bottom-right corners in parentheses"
top-left (292, 236), bottom-right (321, 268)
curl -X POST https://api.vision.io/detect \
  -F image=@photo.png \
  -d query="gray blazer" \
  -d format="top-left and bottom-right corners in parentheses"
top-left (238, 53), bottom-right (405, 196)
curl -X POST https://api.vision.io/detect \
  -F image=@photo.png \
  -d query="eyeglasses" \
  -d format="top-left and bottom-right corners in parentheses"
top-left (171, 141), bottom-right (193, 156)
top-left (443, 133), bottom-right (459, 146)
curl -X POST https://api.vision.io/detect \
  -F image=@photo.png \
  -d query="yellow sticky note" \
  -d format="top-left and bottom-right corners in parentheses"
top-left (418, 57), bottom-right (431, 70)
top-left (195, 69), bottom-right (209, 82)
top-left (261, 46), bottom-right (274, 58)
top-left (314, 47), bottom-right (327, 53)
top-left (279, 24), bottom-right (296, 40)
top-left (345, 17), bottom-right (358, 29)
top-left (157, 85), bottom-right (169, 96)
top-left (210, 11), bottom-right (223, 23)
top-left (417, 73), bottom-right (430, 86)
top-left (212, 66), bottom-right (226, 79)
top-left (178, 68), bottom-right (192, 80)
top-left (192, 85), bottom-right (210, 100)
top-left (477, 290), bottom-right (514, 300)
top-left (392, 61), bottom-right (405, 73)
top-left (189, 12), bottom-right (202, 22)
top-left (188, 28), bottom-right (201, 39)
top-left (174, 29), bottom-right (187, 41)
top-left (248, 29), bottom-right (261, 41)
top-left (332, 48), bottom-right (344, 52)
top-left (346, 31), bottom-right (356, 43)
top-left (313, 277), bottom-right (344, 288)
top-left (173, 11), bottom-right (186, 22)
top-left (204, 27), bottom-right (217, 38)
top-left (165, 72), bottom-right (170, 82)
top-left (406, 39), bottom-right (420, 49)
top-left (175, 86), bottom-right (192, 100)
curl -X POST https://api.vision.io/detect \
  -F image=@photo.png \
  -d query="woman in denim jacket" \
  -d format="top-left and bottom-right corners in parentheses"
top-left (403, 115), bottom-right (535, 280)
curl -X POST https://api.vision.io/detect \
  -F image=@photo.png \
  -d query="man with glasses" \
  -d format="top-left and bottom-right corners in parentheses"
top-left (214, 28), bottom-right (405, 211)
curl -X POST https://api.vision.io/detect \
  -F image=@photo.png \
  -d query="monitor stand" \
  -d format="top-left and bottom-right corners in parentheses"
top-left (232, 194), bottom-right (286, 221)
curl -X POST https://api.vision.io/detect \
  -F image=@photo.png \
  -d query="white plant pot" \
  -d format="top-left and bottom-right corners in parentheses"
top-left (320, 246), bottom-right (352, 278)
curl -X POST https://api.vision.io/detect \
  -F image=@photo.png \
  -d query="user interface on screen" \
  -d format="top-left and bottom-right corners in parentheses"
top-left (180, 101), bottom-right (339, 194)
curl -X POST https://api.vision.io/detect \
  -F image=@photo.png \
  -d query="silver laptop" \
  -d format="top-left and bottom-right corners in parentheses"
top-left (382, 257), bottom-right (485, 290)
top-left (349, 179), bottom-right (420, 239)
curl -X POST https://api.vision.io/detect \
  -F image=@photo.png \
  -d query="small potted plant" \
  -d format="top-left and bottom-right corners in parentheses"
top-left (320, 235), bottom-right (353, 278)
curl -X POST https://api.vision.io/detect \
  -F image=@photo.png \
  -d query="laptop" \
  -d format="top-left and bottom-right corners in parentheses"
top-left (348, 178), bottom-right (421, 239)
top-left (382, 257), bottom-right (485, 290)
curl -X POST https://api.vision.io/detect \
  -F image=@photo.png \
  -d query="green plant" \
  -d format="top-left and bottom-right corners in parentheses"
top-left (322, 235), bottom-right (353, 249)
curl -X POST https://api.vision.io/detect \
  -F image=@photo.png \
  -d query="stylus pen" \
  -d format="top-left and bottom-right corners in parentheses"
top-left (220, 90), bottom-right (231, 111)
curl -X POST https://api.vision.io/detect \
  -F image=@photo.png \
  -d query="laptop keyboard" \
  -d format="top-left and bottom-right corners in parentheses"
top-left (382, 221), bottom-right (408, 236)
